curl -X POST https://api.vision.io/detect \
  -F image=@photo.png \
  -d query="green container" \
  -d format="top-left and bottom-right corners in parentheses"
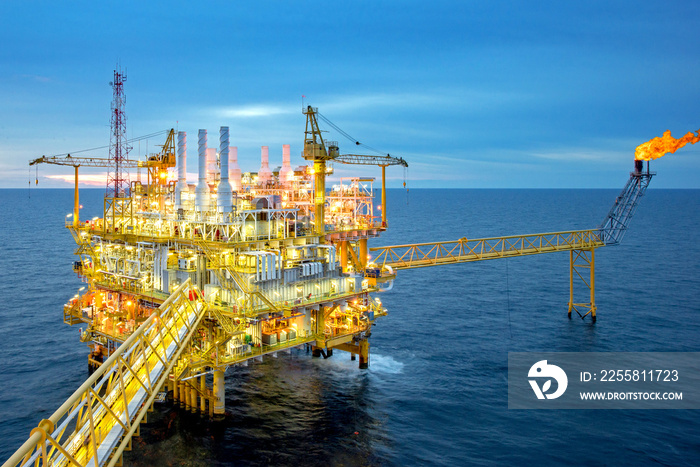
top-left (245, 334), bottom-right (252, 344)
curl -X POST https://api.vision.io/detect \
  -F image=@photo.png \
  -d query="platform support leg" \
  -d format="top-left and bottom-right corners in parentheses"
top-left (340, 240), bottom-right (348, 271)
top-left (359, 238), bottom-right (368, 269)
top-left (200, 375), bottom-right (207, 414)
top-left (173, 376), bottom-right (179, 403)
top-left (214, 369), bottom-right (225, 418)
top-left (190, 384), bottom-right (197, 413)
top-left (359, 339), bottom-right (369, 369)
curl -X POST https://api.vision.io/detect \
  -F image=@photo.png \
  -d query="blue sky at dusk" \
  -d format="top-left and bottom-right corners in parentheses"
top-left (1, 1), bottom-right (698, 188)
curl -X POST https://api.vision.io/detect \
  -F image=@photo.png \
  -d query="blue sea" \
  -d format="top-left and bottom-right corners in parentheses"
top-left (1, 187), bottom-right (699, 466)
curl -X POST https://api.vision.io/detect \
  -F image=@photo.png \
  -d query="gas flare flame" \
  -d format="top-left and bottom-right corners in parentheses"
top-left (635, 129), bottom-right (700, 161)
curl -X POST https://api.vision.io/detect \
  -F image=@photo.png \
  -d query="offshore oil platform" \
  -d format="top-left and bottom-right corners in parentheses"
top-left (5, 69), bottom-right (697, 467)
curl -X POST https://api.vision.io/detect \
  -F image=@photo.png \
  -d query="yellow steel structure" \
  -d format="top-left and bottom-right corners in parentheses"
top-left (302, 105), bottom-right (407, 235)
top-left (6, 90), bottom-right (654, 466)
top-left (371, 230), bottom-right (605, 321)
top-left (29, 129), bottom-right (176, 231)
top-left (3, 279), bottom-right (207, 467)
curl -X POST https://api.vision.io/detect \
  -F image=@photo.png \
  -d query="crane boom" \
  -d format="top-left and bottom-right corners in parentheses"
top-left (334, 154), bottom-right (408, 167)
top-left (302, 105), bottom-right (407, 234)
top-left (29, 129), bottom-right (175, 228)
top-left (29, 155), bottom-right (140, 168)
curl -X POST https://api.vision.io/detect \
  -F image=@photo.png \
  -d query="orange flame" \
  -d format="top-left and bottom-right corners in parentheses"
top-left (635, 129), bottom-right (700, 161)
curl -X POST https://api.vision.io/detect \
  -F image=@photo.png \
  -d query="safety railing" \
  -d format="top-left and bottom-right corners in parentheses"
top-left (3, 279), bottom-right (207, 467)
top-left (370, 230), bottom-right (605, 270)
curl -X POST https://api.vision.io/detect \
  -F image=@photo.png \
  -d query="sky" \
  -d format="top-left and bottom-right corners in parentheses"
top-left (1, 0), bottom-right (699, 189)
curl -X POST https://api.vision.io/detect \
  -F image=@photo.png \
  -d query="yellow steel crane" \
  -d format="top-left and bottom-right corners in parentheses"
top-left (29, 129), bottom-right (176, 229)
top-left (29, 155), bottom-right (138, 228)
top-left (302, 105), bottom-right (407, 235)
top-left (4, 101), bottom-right (660, 467)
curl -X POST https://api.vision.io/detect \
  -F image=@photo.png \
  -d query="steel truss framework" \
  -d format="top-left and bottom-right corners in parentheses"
top-left (371, 230), bottom-right (605, 320)
top-left (6, 280), bottom-right (206, 467)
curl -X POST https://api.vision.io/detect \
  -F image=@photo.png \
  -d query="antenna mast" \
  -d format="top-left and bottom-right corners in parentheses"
top-left (106, 67), bottom-right (131, 197)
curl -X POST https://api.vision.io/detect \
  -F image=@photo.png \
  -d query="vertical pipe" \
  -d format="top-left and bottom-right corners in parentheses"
top-left (213, 369), bottom-right (225, 417)
top-left (173, 377), bottom-right (179, 403)
top-left (259, 146), bottom-right (272, 183)
top-left (381, 165), bottom-right (387, 227)
top-left (229, 146), bottom-right (242, 191)
top-left (279, 144), bottom-right (292, 184)
top-left (217, 127), bottom-right (233, 213)
top-left (176, 131), bottom-right (188, 211)
top-left (74, 166), bottom-right (79, 228)
top-left (195, 130), bottom-right (210, 212)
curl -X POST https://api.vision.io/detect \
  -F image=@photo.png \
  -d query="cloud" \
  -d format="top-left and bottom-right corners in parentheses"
top-left (527, 148), bottom-right (620, 162)
top-left (46, 174), bottom-right (106, 186)
top-left (209, 104), bottom-right (294, 119)
top-left (18, 74), bottom-right (51, 83)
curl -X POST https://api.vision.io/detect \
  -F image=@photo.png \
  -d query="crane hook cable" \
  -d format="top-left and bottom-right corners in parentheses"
top-left (316, 112), bottom-right (390, 157)
top-left (45, 129), bottom-right (170, 158)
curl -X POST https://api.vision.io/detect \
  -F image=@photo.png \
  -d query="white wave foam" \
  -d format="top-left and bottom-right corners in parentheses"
top-left (369, 354), bottom-right (404, 374)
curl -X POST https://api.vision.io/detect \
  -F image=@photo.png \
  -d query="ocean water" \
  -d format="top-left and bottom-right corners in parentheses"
top-left (1, 187), bottom-right (700, 465)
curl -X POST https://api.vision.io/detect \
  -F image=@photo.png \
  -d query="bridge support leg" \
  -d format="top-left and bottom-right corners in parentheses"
top-left (214, 369), bottom-right (225, 419)
top-left (359, 339), bottom-right (369, 369)
top-left (568, 249), bottom-right (597, 322)
top-left (173, 376), bottom-right (179, 403)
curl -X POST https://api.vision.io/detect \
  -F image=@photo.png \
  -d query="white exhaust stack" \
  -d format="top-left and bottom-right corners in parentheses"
top-left (279, 144), bottom-right (293, 185)
top-left (195, 129), bottom-right (210, 211)
top-left (217, 126), bottom-right (233, 213)
top-left (206, 147), bottom-right (218, 185)
top-left (229, 146), bottom-right (242, 191)
top-left (258, 146), bottom-right (272, 183)
top-left (175, 131), bottom-right (188, 210)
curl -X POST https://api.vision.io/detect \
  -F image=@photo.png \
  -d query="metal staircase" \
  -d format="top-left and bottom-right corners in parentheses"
top-left (195, 240), bottom-right (281, 314)
top-left (3, 279), bottom-right (207, 467)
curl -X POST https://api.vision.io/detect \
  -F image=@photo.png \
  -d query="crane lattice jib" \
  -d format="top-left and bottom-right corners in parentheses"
top-left (3, 279), bottom-right (207, 467)
top-left (597, 171), bottom-right (654, 245)
top-left (370, 230), bottom-right (605, 270)
top-left (29, 156), bottom-right (140, 169)
top-left (334, 154), bottom-right (408, 167)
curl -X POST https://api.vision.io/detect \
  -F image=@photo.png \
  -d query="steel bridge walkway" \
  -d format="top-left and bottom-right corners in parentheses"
top-left (370, 229), bottom-right (606, 270)
top-left (3, 279), bottom-right (207, 467)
